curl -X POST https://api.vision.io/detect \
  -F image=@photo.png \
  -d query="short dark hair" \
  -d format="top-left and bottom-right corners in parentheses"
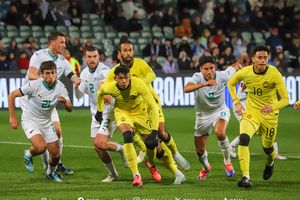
top-left (199, 55), bottom-right (216, 67)
top-left (85, 46), bottom-right (98, 53)
top-left (252, 46), bottom-right (269, 56)
top-left (48, 32), bottom-right (65, 44)
top-left (40, 60), bottom-right (57, 72)
top-left (118, 39), bottom-right (134, 52)
top-left (114, 65), bottom-right (129, 75)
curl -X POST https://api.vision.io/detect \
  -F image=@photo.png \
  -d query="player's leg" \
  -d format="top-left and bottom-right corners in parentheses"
top-left (274, 141), bottom-right (287, 160)
top-left (195, 134), bottom-right (211, 180)
top-left (237, 113), bottom-right (258, 188)
top-left (133, 133), bottom-right (147, 163)
top-left (229, 136), bottom-right (239, 158)
top-left (46, 140), bottom-right (62, 182)
top-left (261, 119), bottom-right (278, 180)
top-left (214, 118), bottom-right (234, 177)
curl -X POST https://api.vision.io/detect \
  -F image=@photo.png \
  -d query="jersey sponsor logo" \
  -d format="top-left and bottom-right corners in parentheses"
top-left (29, 129), bottom-right (34, 134)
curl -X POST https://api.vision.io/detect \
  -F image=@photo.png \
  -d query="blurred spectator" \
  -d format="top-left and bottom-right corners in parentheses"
top-left (0, 40), bottom-right (7, 56)
top-left (99, 49), bottom-right (114, 68)
top-left (250, 6), bottom-right (269, 32)
top-left (148, 54), bottom-right (162, 72)
top-left (285, 36), bottom-right (300, 71)
top-left (18, 51), bottom-right (30, 74)
top-left (143, 0), bottom-right (159, 15)
top-left (191, 39), bottom-right (206, 58)
top-left (55, 3), bottom-right (71, 27)
top-left (63, 49), bottom-right (81, 76)
top-left (7, 39), bottom-right (20, 57)
top-left (175, 18), bottom-right (193, 38)
top-left (219, 46), bottom-right (236, 70)
top-left (199, 28), bottom-right (211, 49)
top-left (103, 3), bottom-right (118, 26)
top-left (211, 46), bottom-right (222, 70)
top-left (69, 0), bottom-right (82, 27)
top-left (161, 38), bottom-right (178, 58)
top-left (128, 10), bottom-right (143, 33)
top-left (45, 6), bottom-right (59, 26)
top-left (178, 51), bottom-right (191, 70)
top-left (142, 36), bottom-right (164, 57)
top-left (274, 52), bottom-right (288, 73)
top-left (266, 27), bottom-right (283, 51)
top-left (69, 37), bottom-right (83, 64)
top-left (3, 3), bottom-right (20, 26)
top-left (0, 51), bottom-right (9, 71)
top-left (190, 55), bottom-right (200, 70)
top-left (113, 10), bottom-right (129, 32)
top-left (162, 6), bottom-right (178, 29)
top-left (178, 36), bottom-right (192, 58)
top-left (191, 15), bottom-right (205, 40)
top-left (238, 50), bottom-right (251, 66)
top-left (214, 4), bottom-right (229, 33)
top-left (162, 54), bottom-right (177, 74)
top-left (150, 9), bottom-right (163, 28)
top-left (121, 0), bottom-right (146, 19)
top-left (202, 1), bottom-right (215, 25)
top-left (7, 52), bottom-right (18, 71)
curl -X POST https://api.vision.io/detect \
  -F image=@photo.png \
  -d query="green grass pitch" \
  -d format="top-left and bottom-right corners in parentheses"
top-left (0, 107), bottom-right (299, 200)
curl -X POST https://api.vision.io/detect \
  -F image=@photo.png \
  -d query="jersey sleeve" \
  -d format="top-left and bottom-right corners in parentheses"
top-left (20, 80), bottom-right (38, 96)
top-left (105, 66), bottom-right (117, 83)
top-left (272, 71), bottom-right (289, 110)
top-left (219, 66), bottom-right (236, 82)
top-left (190, 72), bottom-right (203, 84)
top-left (29, 51), bottom-right (42, 69)
top-left (96, 83), bottom-right (110, 112)
top-left (63, 59), bottom-right (74, 78)
top-left (101, 65), bottom-right (111, 80)
top-left (140, 59), bottom-right (156, 85)
top-left (227, 69), bottom-right (243, 105)
top-left (59, 83), bottom-right (70, 100)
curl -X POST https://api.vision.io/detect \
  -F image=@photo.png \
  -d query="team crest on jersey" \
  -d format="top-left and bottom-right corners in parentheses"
top-left (121, 117), bottom-right (126, 121)
top-left (263, 81), bottom-right (269, 88)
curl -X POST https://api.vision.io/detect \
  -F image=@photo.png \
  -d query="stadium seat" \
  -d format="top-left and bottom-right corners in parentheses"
top-left (20, 31), bottom-right (32, 38)
top-left (44, 25), bottom-right (55, 32)
top-left (141, 32), bottom-right (152, 39)
top-left (157, 56), bottom-right (166, 65)
top-left (20, 25), bottom-right (31, 32)
top-left (7, 31), bottom-right (19, 38)
top-left (6, 25), bottom-right (17, 32)
top-left (129, 32), bottom-right (140, 38)
top-left (56, 26), bottom-right (68, 34)
top-left (253, 32), bottom-right (265, 44)
top-left (92, 26), bottom-right (105, 32)
top-left (106, 31), bottom-right (117, 39)
top-left (80, 25), bottom-right (91, 32)
top-left (68, 26), bottom-right (80, 33)
top-left (117, 32), bottom-right (128, 38)
top-left (32, 31), bottom-right (45, 39)
top-left (81, 31), bottom-right (94, 38)
top-left (241, 32), bottom-right (252, 43)
top-left (31, 26), bottom-right (42, 32)
top-left (94, 32), bottom-right (105, 39)
top-left (163, 26), bottom-right (174, 38)
top-left (137, 38), bottom-right (148, 45)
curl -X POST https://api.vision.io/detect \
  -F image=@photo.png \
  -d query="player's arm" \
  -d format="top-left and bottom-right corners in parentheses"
top-left (27, 67), bottom-right (40, 80)
top-left (95, 84), bottom-right (109, 123)
top-left (184, 79), bottom-right (216, 93)
top-left (64, 61), bottom-right (81, 87)
top-left (74, 73), bottom-right (86, 99)
top-left (140, 60), bottom-right (156, 84)
top-left (8, 89), bottom-right (23, 129)
top-left (227, 71), bottom-right (244, 115)
top-left (59, 85), bottom-right (72, 112)
top-left (294, 100), bottom-right (300, 110)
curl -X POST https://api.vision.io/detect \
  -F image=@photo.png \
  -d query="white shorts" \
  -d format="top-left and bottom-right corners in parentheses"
top-left (194, 107), bottom-right (231, 137)
top-left (22, 122), bottom-right (58, 143)
top-left (90, 117), bottom-right (117, 138)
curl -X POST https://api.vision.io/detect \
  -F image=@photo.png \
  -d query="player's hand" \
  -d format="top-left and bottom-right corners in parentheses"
top-left (204, 79), bottom-right (217, 87)
top-left (294, 102), bottom-right (300, 110)
top-left (104, 95), bottom-right (113, 105)
top-left (261, 104), bottom-right (272, 114)
top-left (58, 96), bottom-right (67, 104)
top-left (235, 103), bottom-right (244, 116)
top-left (231, 62), bottom-right (243, 70)
top-left (95, 111), bottom-right (103, 123)
top-left (72, 75), bottom-right (81, 87)
top-left (9, 116), bottom-right (19, 129)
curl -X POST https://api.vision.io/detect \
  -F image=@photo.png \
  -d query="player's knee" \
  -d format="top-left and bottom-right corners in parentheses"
top-left (55, 128), bottom-right (62, 138)
top-left (156, 149), bottom-right (165, 159)
top-left (145, 131), bottom-right (158, 150)
top-left (263, 146), bottom-right (274, 155)
top-left (123, 131), bottom-right (133, 143)
top-left (239, 133), bottom-right (250, 146)
top-left (35, 143), bottom-right (47, 153)
top-left (94, 139), bottom-right (107, 150)
top-left (158, 131), bottom-right (171, 143)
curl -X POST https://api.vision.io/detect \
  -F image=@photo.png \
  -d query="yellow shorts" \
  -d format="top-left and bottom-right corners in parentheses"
top-left (114, 106), bottom-right (151, 135)
top-left (240, 110), bottom-right (279, 148)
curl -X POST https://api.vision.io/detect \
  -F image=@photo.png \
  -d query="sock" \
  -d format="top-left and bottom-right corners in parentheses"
top-left (40, 150), bottom-right (49, 169)
top-left (58, 137), bottom-right (63, 163)
top-left (158, 142), bottom-right (177, 174)
top-left (124, 143), bottom-right (138, 174)
top-left (230, 136), bottom-right (240, 148)
top-left (238, 145), bottom-right (250, 178)
top-left (218, 136), bottom-right (231, 164)
top-left (115, 144), bottom-right (123, 152)
top-left (133, 134), bottom-right (147, 152)
top-left (104, 162), bottom-right (118, 177)
top-left (146, 148), bottom-right (156, 165)
top-left (175, 170), bottom-right (184, 177)
top-left (25, 150), bottom-right (33, 157)
top-left (165, 134), bottom-right (178, 155)
top-left (197, 150), bottom-right (210, 171)
top-left (266, 148), bottom-right (276, 166)
top-left (46, 164), bottom-right (57, 175)
top-left (273, 142), bottom-right (279, 156)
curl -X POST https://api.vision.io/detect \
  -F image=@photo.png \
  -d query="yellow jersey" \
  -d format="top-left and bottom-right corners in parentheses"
top-left (227, 65), bottom-right (289, 113)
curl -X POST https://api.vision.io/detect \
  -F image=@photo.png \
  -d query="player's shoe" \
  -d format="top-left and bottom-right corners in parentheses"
top-left (174, 172), bottom-right (186, 184)
top-left (174, 152), bottom-right (191, 171)
top-left (197, 164), bottom-right (212, 180)
top-left (237, 176), bottom-right (251, 188)
top-left (229, 145), bottom-right (237, 159)
top-left (132, 174), bottom-right (143, 187)
top-left (46, 171), bottom-right (63, 183)
top-left (263, 163), bottom-right (274, 180)
top-left (137, 151), bottom-right (146, 164)
top-left (24, 150), bottom-right (34, 173)
top-left (120, 150), bottom-right (129, 168)
top-left (225, 163), bottom-right (235, 177)
top-left (56, 163), bottom-right (74, 175)
top-left (102, 173), bottom-right (119, 183)
top-left (275, 154), bottom-right (287, 160)
top-left (145, 161), bottom-right (161, 182)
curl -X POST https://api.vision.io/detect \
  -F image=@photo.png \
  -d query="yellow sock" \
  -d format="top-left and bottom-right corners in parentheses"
top-left (146, 148), bottom-right (156, 165)
top-left (133, 133), bottom-right (147, 152)
top-left (124, 143), bottom-right (138, 174)
top-left (238, 145), bottom-right (250, 177)
top-left (266, 148), bottom-right (276, 166)
top-left (158, 142), bottom-right (177, 174)
top-left (165, 135), bottom-right (178, 155)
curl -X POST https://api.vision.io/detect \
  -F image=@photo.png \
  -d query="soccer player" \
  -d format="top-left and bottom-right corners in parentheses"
top-left (74, 46), bottom-right (127, 182)
top-left (230, 82), bottom-right (287, 160)
top-left (96, 66), bottom-right (185, 186)
top-left (184, 55), bottom-right (241, 180)
top-left (105, 40), bottom-right (190, 171)
top-left (294, 100), bottom-right (300, 110)
top-left (8, 61), bottom-right (72, 182)
top-left (21, 32), bottom-right (80, 175)
top-left (227, 46), bottom-right (289, 188)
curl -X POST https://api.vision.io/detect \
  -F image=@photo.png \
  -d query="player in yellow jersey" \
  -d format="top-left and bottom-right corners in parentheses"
top-left (227, 46), bottom-right (289, 188)
top-left (294, 100), bottom-right (300, 110)
top-left (105, 40), bottom-right (190, 172)
top-left (96, 66), bottom-right (185, 186)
